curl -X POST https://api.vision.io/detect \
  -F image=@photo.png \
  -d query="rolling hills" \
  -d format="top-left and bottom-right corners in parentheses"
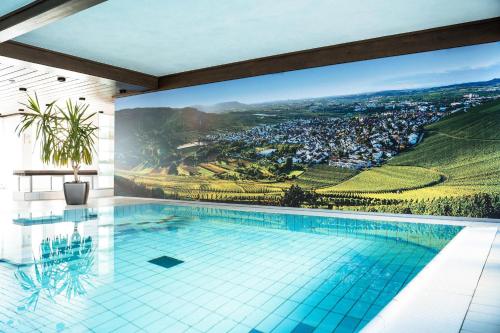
top-left (115, 100), bottom-right (500, 217)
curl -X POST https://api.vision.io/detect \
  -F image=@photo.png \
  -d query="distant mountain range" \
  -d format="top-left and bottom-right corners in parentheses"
top-left (439, 77), bottom-right (500, 89)
top-left (190, 101), bottom-right (250, 113)
top-left (181, 78), bottom-right (500, 113)
top-left (344, 78), bottom-right (500, 99)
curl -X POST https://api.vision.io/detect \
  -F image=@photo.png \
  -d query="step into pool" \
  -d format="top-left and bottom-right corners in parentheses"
top-left (0, 203), bottom-right (462, 333)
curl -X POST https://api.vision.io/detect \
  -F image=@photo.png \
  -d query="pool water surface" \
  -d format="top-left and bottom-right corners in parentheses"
top-left (0, 203), bottom-right (461, 333)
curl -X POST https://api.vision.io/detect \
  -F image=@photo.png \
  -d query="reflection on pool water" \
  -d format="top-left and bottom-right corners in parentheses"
top-left (15, 228), bottom-right (95, 312)
top-left (0, 204), bottom-right (461, 333)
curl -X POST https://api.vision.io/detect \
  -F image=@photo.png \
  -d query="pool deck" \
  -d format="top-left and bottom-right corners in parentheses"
top-left (460, 230), bottom-right (500, 333)
top-left (2, 196), bottom-right (499, 333)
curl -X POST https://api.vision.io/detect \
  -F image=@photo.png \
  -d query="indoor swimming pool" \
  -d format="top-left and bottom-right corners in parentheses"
top-left (0, 203), bottom-right (462, 333)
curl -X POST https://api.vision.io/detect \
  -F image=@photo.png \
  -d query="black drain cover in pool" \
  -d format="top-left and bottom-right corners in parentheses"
top-left (148, 256), bottom-right (183, 268)
top-left (291, 323), bottom-right (315, 333)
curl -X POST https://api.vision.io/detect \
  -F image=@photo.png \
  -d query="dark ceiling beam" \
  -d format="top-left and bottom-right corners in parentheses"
top-left (0, 0), bottom-right (106, 42)
top-left (0, 41), bottom-right (158, 89)
top-left (157, 17), bottom-right (500, 92)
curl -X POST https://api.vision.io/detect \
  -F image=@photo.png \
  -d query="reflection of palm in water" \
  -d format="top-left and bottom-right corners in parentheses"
top-left (15, 224), bottom-right (95, 311)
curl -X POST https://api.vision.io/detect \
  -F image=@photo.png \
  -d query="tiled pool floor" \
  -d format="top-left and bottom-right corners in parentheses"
top-left (0, 204), bottom-right (460, 333)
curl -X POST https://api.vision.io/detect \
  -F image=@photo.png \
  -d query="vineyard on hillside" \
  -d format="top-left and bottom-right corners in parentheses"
top-left (316, 166), bottom-right (443, 194)
top-left (328, 101), bottom-right (500, 217)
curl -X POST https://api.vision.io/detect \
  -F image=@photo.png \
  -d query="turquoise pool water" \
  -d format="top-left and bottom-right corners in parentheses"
top-left (0, 204), bottom-right (462, 333)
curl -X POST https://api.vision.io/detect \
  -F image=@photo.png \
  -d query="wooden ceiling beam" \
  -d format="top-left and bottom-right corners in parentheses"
top-left (0, 0), bottom-right (106, 42)
top-left (0, 13), bottom-right (496, 95)
top-left (157, 17), bottom-right (500, 92)
top-left (0, 41), bottom-right (158, 89)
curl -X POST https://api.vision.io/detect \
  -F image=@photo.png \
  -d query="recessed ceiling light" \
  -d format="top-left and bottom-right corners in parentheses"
top-left (57, 76), bottom-right (66, 82)
top-left (19, 87), bottom-right (27, 91)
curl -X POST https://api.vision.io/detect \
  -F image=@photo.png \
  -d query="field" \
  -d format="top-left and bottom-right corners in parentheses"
top-left (116, 164), bottom-right (354, 204)
top-left (116, 99), bottom-right (500, 217)
top-left (292, 165), bottom-right (357, 189)
top-left (317, 165), bottom-right (443, 194)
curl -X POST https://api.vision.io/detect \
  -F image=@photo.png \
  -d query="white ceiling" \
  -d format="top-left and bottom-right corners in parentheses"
top-left (0, 0), bottom-right (33, 17)
top-left (0, 57), bottom-right (118, 113)
top-left (11, 0), bottom-right (500, 76)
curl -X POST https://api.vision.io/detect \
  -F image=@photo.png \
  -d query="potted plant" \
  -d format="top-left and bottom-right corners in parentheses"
top-left (16, 94), bottom-right (98, 205)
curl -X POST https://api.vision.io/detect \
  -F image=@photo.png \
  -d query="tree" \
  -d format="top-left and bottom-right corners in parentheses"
top-left (281, 185), bottom-right (306, 207)
top-left (151, 187), bottom-right (165, 199)
top-left (168, 162), bottom-right (178, 175)
top-left (283, 157), bottom-right (293, 172)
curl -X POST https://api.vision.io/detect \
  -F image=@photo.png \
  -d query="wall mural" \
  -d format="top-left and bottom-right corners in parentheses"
top-left (115, 42), bottom-right (500, 218)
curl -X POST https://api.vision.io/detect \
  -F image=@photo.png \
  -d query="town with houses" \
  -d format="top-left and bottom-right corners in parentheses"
top-left (206, 91), bottom-right (497, 169)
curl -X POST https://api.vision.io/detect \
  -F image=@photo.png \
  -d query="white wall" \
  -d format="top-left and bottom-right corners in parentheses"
top-left (0, 115), bottom-right (24, 192)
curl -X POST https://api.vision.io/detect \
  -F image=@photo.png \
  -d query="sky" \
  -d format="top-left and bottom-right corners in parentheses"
top-left (116, 42), bottom-right (500, 110)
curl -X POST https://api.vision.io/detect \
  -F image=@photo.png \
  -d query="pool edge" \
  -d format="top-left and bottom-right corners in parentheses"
top-left (360, 226), bottom-right (497, 333)
top-left (110, 197), bottom-right (500, 227)
top-left (9, 196), bottom-right (499, 227)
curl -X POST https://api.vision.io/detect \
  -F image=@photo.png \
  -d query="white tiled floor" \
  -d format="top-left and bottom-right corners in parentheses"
top-left (460, 231), bottom-right (500, 333)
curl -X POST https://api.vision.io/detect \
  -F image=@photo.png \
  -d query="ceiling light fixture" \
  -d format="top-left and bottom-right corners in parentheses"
top-left (57, 76), bottom-right (66, 82)
top-left (79, 97), bottom-right (86, 101)
top-left (19, 87), bottom-right (27, 91)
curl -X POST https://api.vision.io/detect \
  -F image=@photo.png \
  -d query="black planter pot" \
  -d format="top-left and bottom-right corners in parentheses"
top-left (63, 182), bottom-right (90, 205)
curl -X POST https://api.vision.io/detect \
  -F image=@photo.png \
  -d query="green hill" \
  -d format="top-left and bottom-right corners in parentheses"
top-left (327, 100), bottom-right (500, 217)
top-left (387, 101), bottom-right (500, 193)
top-left (319, 101), bottom-right (499, 198)
top-left (115, 107), bottom-right (282, 169)
top-left (115, 107), bottom-right (211, 168)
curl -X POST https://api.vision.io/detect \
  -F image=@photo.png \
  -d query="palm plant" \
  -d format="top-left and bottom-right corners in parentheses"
top-left (16, 93), bottom-right (98, 183)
